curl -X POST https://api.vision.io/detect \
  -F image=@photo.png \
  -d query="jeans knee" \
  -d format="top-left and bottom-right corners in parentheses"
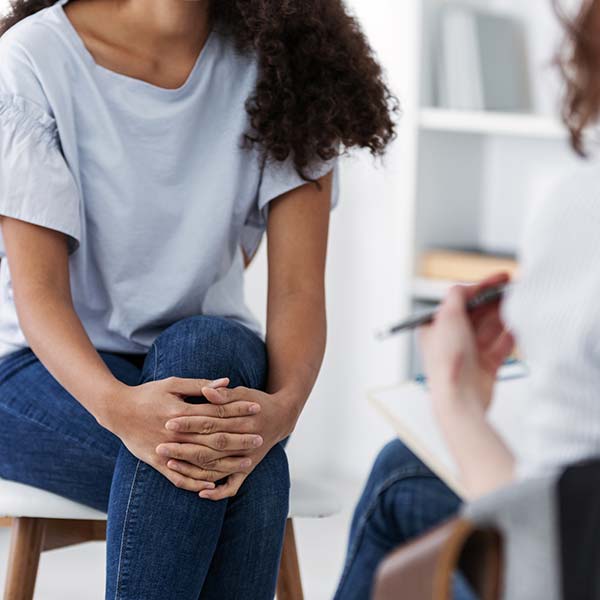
top-left (150, 316), bottom-right (267, 388)
top-left (245, 443), bottom-right (290, 515)
top-left (371, 439), bottom-right (428, 483)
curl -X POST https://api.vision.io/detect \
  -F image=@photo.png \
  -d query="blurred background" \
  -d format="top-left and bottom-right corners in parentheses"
top-left (0, 0), bottom-right (585, 598)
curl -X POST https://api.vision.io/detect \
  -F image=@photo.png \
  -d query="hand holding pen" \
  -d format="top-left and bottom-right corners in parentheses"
top-left (377, 277), bottom-right (511, 339)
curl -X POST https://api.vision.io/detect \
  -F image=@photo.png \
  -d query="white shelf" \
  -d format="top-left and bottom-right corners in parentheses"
top-left (419, 108), bottom-right (566, 139)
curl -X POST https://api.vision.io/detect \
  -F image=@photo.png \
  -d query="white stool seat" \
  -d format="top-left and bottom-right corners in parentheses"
top-left (0, 477), bottom-right (341, 521)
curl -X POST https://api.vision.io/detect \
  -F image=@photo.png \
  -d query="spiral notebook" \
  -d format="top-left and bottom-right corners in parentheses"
top-left (369, 366), bottom-right (530, 498)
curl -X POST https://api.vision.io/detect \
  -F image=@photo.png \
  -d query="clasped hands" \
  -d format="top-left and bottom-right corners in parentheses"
top-left (107, 376), bottom-right (295, 501)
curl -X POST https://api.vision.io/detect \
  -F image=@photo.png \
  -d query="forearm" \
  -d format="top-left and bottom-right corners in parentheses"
top-left (265, 289), bottom-right (326, 427)
top-left (17, 286), bottom-right (125, 424)
top-left (434, 392), bottom-right (515, 500)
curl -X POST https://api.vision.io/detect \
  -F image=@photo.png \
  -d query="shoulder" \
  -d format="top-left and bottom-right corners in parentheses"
top-left (0, 5), bottom-right (69, 107)
top-left (211, 29), bottom-right (259, 93)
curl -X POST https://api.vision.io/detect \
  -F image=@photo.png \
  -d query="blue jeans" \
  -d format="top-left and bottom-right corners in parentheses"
top-left (334, 440), bottom-right (476, 600)
top-left (0, 316), bottom-right (290, 600)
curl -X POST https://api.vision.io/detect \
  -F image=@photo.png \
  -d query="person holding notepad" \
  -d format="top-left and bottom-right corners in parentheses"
top-left (335, 1), bottom-right (600, 598)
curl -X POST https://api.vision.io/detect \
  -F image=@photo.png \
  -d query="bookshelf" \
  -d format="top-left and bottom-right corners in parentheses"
top-left (402, 0), bottom-right (581, 376)
top-left (419, 108), bottom-right (565, 139)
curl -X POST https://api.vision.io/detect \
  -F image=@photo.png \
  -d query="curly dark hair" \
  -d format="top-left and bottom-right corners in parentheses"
top-left (1, 0), bottom-right (399, 179)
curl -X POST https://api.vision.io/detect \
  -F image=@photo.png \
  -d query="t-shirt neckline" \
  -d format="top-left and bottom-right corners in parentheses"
top-left (54, 0), bottom-right (215, 99)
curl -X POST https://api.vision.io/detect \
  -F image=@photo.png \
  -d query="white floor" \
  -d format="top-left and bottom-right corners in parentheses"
top-left (0, 479), bottom-right (362, 600)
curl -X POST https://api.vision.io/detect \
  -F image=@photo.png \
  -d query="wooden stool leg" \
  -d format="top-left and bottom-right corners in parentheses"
top-left (3, 518), bottom-right (46, 600)
top-left (277, 519), bottom-right (303, 600)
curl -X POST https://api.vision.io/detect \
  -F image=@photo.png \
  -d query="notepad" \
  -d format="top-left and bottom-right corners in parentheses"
top-left (369, 373), bottom-right (531, 498)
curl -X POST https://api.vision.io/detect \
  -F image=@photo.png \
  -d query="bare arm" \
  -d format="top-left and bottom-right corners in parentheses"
top-left (0, 218), bottom-right (123, 419)
top-left (420, 275), bottom-right (517, 500)
top-left (1, 218), bottom-right (262, 492)
top-left (165, 172), bottom-right (333, 500)
top-left (264, 171), bottom-right (332, 422)
top-left (434, 394), bottom-right (515, 499)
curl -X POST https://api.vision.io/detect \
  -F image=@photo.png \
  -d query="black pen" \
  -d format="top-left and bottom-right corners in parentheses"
top-left (376, 283), bottom-right (510, 340)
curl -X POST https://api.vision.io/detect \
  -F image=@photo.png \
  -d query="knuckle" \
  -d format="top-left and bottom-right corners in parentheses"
top-left (215, 433), bottom-right (228, 450)
top-left (170, 475), bottom-right (183, 489)
top-left (200, 418), bottom-right (214, 434)
top-left (194, 449), bottom-right (207, 465)
top-left (204, 458), bottom-right (220, 470)
top-left (216, 405), bottom-right (226, 419)
top-left (167, 404), bottom-right (184, 419)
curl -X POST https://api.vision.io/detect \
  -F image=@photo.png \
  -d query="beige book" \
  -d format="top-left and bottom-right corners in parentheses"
top-left (419, 250), bottom-right (519, 283)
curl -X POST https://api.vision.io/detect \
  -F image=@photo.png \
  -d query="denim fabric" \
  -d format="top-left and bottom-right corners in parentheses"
top-left (0, 315), bottom-right (290, 600)
top-left (334, 440), bottom-right (477, 600)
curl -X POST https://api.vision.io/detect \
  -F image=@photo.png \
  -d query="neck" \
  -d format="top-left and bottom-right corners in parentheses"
top-left (113, 0), bottom-right (211, 47)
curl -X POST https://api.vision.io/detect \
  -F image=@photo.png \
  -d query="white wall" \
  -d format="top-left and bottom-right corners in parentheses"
top-left (245, 1), bottom-right (420, 483)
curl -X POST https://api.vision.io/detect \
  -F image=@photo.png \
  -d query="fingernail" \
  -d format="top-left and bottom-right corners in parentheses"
top-left (167, 460), bottom-right (177, 468)
top-left (249, 404), bottom-right (260, 414)
top-left (156, 446), bottom-right (169, 456)
top-left (241, 459), bottom-right (252, 468)
top-left (199, 491), bottom-right (211, 499)
top-left (253, 436), bottom-right (263, 447)
top-left (165, 421), bottom-right (179, 431)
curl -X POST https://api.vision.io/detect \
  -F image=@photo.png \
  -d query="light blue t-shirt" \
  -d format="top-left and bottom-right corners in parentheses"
top-left (0, 1), bottom-right (338, 358)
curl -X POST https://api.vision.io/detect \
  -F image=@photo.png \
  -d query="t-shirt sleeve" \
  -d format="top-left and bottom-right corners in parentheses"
top-left (0, 38), bottom-right (81, 257)
top-left (0, 95), bottom-right (81, 256)
top-left (241, 156), bottom-right (340, 259)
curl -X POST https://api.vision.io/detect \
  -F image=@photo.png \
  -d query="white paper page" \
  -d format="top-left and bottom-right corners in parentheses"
top-left (369, 375), bottom-right (531, 498)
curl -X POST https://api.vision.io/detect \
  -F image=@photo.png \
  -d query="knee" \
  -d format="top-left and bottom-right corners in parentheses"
top-left (243, 444), bottom-right (290, 517)
top-left (150, 316), bottom-right (267, 387)
top-left (370, 439), bottom-right (428, 484)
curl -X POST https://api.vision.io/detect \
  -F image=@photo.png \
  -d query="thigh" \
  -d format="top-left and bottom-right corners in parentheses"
top-left (0, 348), bottom-right (141, 511)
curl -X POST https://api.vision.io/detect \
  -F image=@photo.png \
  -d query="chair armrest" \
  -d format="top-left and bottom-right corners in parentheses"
top-left (373, 517), bottom-right (503, 600)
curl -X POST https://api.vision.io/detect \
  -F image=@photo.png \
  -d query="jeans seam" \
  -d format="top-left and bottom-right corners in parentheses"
top-left (336, 464), bottom-right (439, 595)
top-left (114, 340), bottom-right (157, 599)
top-left (114, 459), bottom-right (142, 600)
top-left (0, 401), bottom-right (117, 462)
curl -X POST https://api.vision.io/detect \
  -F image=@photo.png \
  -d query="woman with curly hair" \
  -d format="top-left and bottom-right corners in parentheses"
top-left (0, 0), bottom-right (396, 597)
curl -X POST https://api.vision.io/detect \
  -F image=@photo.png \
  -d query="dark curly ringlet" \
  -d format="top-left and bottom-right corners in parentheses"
top-left (1, 0), bottom-right (399, 180)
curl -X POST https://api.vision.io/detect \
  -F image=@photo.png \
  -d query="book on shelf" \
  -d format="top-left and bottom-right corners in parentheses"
top-left (418, 249), bottom-right (519, 283)
top-left (436, 4), bottom-right (532, 113)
